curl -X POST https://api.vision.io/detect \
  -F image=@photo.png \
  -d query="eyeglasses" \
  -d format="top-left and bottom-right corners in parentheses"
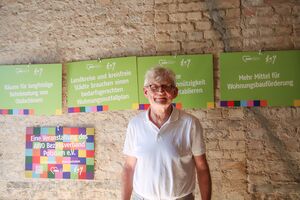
top-left (146, 84), bottom-right (175, 93)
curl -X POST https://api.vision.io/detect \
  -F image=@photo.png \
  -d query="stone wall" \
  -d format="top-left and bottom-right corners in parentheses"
top-left (0, 0), bottom-right (299, 199)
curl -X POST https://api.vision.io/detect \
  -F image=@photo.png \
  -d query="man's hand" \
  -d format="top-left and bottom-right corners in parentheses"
top-left (194, 154), bottom-right (212, 200)
top-left (121, 156), bottom-right (137, 200)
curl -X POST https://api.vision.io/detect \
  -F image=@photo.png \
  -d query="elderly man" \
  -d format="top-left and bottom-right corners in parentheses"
top-left (122, 67), bottom-right (211, 200)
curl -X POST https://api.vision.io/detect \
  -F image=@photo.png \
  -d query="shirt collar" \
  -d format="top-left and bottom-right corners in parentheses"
top-left (144, 105), bottom-right (180, 124)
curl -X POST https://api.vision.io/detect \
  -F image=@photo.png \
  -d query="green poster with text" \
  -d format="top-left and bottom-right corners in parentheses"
top-left (67, 57), bottom-right (139, 112)
top-left (220, 50), bottom-right (300, 107)
top-left (0, 64), bottom-right (62, 115)
top-left (137, 54), bottom-right (214, 109)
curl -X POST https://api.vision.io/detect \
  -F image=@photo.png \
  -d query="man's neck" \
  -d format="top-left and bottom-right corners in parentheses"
top-left (149, 105), bottom-right (173, 129)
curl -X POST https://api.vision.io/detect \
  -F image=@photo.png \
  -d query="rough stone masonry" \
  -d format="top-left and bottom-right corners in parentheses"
top-left (0, 0), bottom-right (299, 199)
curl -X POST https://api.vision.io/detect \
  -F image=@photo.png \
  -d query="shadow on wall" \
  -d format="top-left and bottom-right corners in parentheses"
top-left (207, 0), bottom-right (233, 52)
top-left (247, 108), bottom-right (300, 183)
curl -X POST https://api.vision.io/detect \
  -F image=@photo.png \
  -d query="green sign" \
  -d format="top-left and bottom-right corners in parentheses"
top-left (0, 64), bottom-right (62, 115)
top-left (220, 50), bottom-right (300, 107)
top-left (67, 57), bottom-right (139, 112)
top-left (137, 54), bottom-right (214, 109)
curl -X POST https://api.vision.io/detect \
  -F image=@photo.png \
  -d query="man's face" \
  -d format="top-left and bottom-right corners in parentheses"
top-left (143, 80), bottom-right (178, 109)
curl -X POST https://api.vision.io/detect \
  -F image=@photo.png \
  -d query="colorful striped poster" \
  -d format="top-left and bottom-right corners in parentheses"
top-left (25, 127), bottom-right (94, 180)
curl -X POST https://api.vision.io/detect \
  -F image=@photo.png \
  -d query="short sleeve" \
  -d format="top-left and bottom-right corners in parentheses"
top-left (191, 118), bottom-right (206, 156)
top-left (123, 122), bottom-right (136, 157)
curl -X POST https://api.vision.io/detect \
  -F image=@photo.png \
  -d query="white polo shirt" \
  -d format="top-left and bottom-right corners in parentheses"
top-left (123, 107), bottom-right (206, 200)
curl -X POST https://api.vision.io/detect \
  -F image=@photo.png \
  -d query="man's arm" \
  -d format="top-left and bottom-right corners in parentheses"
top-left (194, 154), bottom-right (212, 200)
top-left (122, 156), bottom-right (137, 200)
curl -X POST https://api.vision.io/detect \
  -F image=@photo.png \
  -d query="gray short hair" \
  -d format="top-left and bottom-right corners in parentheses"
top-left (144, 66), bottom-right (176, 86)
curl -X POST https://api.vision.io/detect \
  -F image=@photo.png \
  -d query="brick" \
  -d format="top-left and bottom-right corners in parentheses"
top-left (180, 23), bottom-right (194, 31)
top-left (206, 141), bottom-right (219, 150)
top-left (182, 41), bottom-right (212, 50)
top-left (169, 32), bottom-right (186, 41)
top-left (291, 107), bottom-right (300, 118)
top-left (256, 6), bottom-right (274, 16)
top-left (169, 13), bottom-right (186, 22)
top-left (226, 39), bottom-right (243, 50)
top-left (248, 175), bottom-right (269, 184)
top-left (155, 4), bottom-right (169, 11)
top-left (216, 120), bottom-right (237, 130)
top-left (243, 38), bottom-right (261, 48)
top-left (222, 152), bottom-right (233, 159)
top-left (295, 28), bottom-right (300, 37)
top-left (242, 28), bottom-right (258, 37)
top-left (274, 26), bottom-right (292, 35)
top-left (224, 168), bottom-right (246, 180)
top-left (211, 171), bottom-right (223, 179)
top-left (202, 10), bottom-right (226, 20)
top-left (284, 139), bottom-right (300, 151)
top-left (247, 150), bottom-right (268, 161)
top-left (178, 2), bottom-right (207, 12)
top-left (253, 184), bottom-right (274, 193)
top-left (168, 4), bottom-right (177, 13)
top-left (272, 107), bottom-right (293, 119)
top-left (290, 152), bottom-right (300, 160)
top-left (223, 18), bottom-right (241, 28)
top-left (143, 12), bottom-right (154, 24)
top-left (156, 23), bottom-right (179, 32)
top-left (223, 181), bottom-right (248, 193)
top-left (220, 161), bottom-right (245, 170)
top-left (280, 15), bottom-right (295, 25)
top-left (207, 150), bottom-right (224, 159)
top-left (154, 13), bottom-right (169, 23)
top-left (242, 7), bottom-right (256, 17)
top-left (207, 159), bottom-right (220, 169)
top-left (247, 140), bottom-right (264, 150)
top-left (226, 28), bottom-right (241, 38)
top-left (259, 27), bottom-right (273, 36)
top-left (195, 21), bottom-right (212, 30)
top-left (226, 8), bottom-right (240, 18)
top-left (207, 109), bottom-right (222, 119)
top-left (247, 161), bottom-right (265, 173)
top-left (200, 120), bottom-right (215, 129)
top-left (213, 40), bottom-right (225, 49)
top-left (98, 0), bottom-right (111, 5)
top-left (275, 184), bottom-right (300, 193)
top-left (187, 31), bottom-right (204, 41)
top-left (273, 5), bottom-right (292, 15)
top-left (229, 130), bottom-right (245, 140)
top-left (156, 41), bottom-right (180, 52)
top-left (210, 0), bottom-right (240, 9)
top-left (206, 129), bottom-right (229, 139)
top-left (190, 109), bottom-right (206, 119)
top-left (225, 192), bottom-right (246, 200)
top-left (186, 12), bottom-right (202, 21)
top-left (270, 173), bottom-right (293, 182)
top-left (227, 108), bottom-right (244, 120)
top-left (292, 6), bottom-right (300, 15)
top-left (241, 0), bottom-right (264, 7)
top-left (262, 36), bottom-right (293, 49)
top-left (219, 140), bottom-right (246, 150)
top-left (246, 16), bottom-right (280, 25)
top-left (155, 33), bottom-right (170, 41)
top-left (155, 0), bottom-right (173, 4)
